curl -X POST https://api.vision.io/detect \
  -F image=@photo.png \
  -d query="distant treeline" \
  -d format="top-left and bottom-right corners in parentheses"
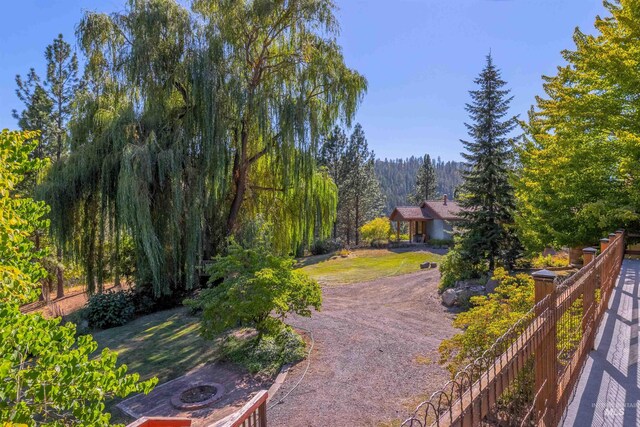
top-left (375, 156), bottom-right (464, 214)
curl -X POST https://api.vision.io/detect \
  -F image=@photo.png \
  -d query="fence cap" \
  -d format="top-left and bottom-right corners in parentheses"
top-left (616, 229), bottom-right (625, 233)
top-left (600, 238), bottom-right (610, 243)
top-left (532, 269), bottom-right (557, 280)
top-left (609, 233), bottom-right (617, 238)
top-left (583, 247), bottom-right (598, 254)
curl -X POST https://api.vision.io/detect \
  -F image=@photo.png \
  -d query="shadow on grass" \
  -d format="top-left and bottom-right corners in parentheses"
top-left (92, 307), bottom-right (221, 384)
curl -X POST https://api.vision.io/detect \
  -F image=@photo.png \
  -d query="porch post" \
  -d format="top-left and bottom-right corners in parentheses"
top-left (396, 221), bottom-right (400, 242)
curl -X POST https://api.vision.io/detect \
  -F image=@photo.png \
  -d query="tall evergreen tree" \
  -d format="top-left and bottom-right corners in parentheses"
top-left (318, 123), bottom-right (384, 245)
top-left (45, 34), bottom-right (81, 161)
top-left (411, 153), bottom-right (437, 203)
top-left (344, 124), bottom-right (384, 245)
top-left (458, 54), bottom-right (521, 271)
top-left (12, 70), bottom-right (54, 160)
top-left (13, 34), bottom-right (80, 299)
top-left (319, 126), bottom-right (350, 239)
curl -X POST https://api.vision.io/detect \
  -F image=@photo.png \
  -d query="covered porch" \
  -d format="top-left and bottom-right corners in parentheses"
top-left (389, 207), bottom-right (433, 243)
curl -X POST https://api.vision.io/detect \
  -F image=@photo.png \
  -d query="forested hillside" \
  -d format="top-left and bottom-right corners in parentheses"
top-left (375, 157), bottom-right (464, 213)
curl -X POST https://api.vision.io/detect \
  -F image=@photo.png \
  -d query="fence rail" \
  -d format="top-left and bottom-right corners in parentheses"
top-left (402, 230), bottom-right (626, 427)
top-left (214, 390), bottom-right (268, 427)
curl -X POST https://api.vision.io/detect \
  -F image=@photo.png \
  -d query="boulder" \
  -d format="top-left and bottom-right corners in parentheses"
top-left (420, 261), bottom-right (431, 269)
top-left (441, 288), bottom-right (458, 307)
top-left (485, 279), bottom-right (499, 294)
top-left (457, 285), bottom-right (486, 302)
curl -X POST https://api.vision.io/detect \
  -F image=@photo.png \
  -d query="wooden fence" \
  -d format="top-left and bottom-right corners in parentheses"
top-left (402, 230), bottom-right (626, 427)
top-left (214, 390), bottom-right (268, 427)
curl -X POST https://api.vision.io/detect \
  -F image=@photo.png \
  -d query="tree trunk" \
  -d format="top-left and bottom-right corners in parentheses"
top-left (55, 246), bottom-right (64, 299)
top-left (227, 164), bottom-right (248, 235)
top-left (355, 194), bottom-right (360, 246)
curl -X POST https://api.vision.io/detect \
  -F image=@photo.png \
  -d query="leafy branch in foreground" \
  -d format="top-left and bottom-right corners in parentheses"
top-left (0, 130), bottom-right (156, 426)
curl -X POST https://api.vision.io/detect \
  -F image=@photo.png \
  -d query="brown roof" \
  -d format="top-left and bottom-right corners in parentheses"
top-left (420, 199), bottom-right (463, 221)
top-left (389, 206), bottom-right (433, 221)
top-left (389, 199), bottom-right (463, 222)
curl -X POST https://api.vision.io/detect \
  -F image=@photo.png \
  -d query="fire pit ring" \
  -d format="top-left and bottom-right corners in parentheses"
top-left (170, 382), bottom-right (225, 410)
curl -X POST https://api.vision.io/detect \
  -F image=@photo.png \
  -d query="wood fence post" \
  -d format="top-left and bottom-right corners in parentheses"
top-left (600, 238), bottom-right (609, 253)
top-left (533, 269), bottom-right (557, 426)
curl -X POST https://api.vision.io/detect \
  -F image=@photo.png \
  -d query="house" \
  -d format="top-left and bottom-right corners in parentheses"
top-left (389, 195), bottom-right (462, 242)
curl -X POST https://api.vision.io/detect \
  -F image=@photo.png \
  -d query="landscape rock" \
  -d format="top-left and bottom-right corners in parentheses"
top-left (457, 285), bottom-right (486, 302)
top-left (485, 279), bottom-right (499, 294)
top-left (441, 288), bottom-right (458, 307)
top-left (420, 261), bottom-right (431, 269)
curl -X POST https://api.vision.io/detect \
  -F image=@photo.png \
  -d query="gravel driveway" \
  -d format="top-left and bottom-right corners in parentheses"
top-left (269, 269), bottom-right (457, 426)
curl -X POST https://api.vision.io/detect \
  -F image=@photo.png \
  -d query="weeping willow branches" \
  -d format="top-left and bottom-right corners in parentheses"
top-left (42, 0), bottom-right (366, 296)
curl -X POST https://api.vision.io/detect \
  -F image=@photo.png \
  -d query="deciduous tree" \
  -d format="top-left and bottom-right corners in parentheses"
top-left (0, 130), bottom-right (155, 426)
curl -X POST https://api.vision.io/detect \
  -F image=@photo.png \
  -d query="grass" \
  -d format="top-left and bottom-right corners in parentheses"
top-left (92, 306), bottom-right (220, 384)
top-left (298, 248), bottom-right (443, 286)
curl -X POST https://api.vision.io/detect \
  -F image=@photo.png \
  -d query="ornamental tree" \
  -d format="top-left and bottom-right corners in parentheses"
top-left (360, 217), bottom-right (392, 245)
top-left (187, 239), bottom-right (322, 337)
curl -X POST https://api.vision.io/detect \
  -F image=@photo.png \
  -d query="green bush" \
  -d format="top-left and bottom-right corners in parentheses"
top-left (310, 238), bottom-right (341, 255)
top-left (222, 325), bottom-right (306, 375)
top-left (86, 290), bottom-right (136, 329)
top-left (186, 240), bottom-right (322, 337)
top-left (438, 247), bottom-right (487, 293)
top-left (428, 238), bottom-right (453, 248)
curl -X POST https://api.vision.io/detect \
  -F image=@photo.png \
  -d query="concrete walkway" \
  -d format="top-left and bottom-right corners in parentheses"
top-left (563, 259), bottom-right (640, 427)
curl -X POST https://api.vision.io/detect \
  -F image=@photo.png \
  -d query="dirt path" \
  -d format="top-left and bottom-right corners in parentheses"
top-left (269, 269), bottom-right (457, 426)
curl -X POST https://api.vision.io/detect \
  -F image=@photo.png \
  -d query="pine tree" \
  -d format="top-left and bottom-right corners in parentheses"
top-left (411, 153), bottom-right (437, 203)
top-left (319, 124), bottom-right (384, 246)
top-left (344, 124), bottom-right (384, 245)
top-left (319, 126), bottom-right (350, 239)
top-left (12, 70), bottom-right (54, 160)
top-left (45, 34), bottom-right (81, 161)
top-left (458, 54), bottom-right (521, 271)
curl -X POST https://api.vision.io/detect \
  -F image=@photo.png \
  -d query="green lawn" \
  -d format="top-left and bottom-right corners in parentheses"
top-left (298, 248), bottom-right (443, 286)
top-left (92, 307), bottom-right (220, 384)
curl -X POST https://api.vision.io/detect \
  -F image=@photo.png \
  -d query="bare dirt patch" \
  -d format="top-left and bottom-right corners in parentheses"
top-left (268, 268), bottom-right (457, 426)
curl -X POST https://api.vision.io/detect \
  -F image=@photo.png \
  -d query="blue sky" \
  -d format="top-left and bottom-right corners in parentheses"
top-left (0, 0), bottom-right (607, 161)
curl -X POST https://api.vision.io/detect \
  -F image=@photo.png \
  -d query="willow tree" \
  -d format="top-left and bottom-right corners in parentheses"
top-left (43, 0), bottom-right (365, 296)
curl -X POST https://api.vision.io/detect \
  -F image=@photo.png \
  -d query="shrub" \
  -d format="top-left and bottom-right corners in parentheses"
top-left (428, 238), bottom-right (453, 248)
top-left (185, 240), bottom-right (322, 337)
top-left (439, 268), bottom-right (534, 374)
top-left (360, 217), bottom-right (392, 245)
top-left (222, 324), bottom-right (306, 375)
top-left (86, 290), bottom-right (136, 329)
top-left (438, 247), bottom-right (487, 293)
top-left (531, 253), bottom-right (569, 269)
top-left (310, 238), bottom-right (341, 255)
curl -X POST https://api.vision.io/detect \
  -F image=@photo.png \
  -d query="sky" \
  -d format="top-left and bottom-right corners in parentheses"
top-left (0, 0), bottom-right (608, 161)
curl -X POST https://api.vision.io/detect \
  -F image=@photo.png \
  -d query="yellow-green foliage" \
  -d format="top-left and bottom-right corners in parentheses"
top-left (517, 0), bottom-right (640, 250)
top-left (360, 217), bottom-right (392, 244)
top-left (531, 253), bottom-right (569, 269)
top-left (439, 268), bottom-right (534, 374)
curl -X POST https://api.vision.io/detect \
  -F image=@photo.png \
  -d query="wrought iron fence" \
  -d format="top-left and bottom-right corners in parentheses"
top-left (402, 231), bottom-right (626, 427)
